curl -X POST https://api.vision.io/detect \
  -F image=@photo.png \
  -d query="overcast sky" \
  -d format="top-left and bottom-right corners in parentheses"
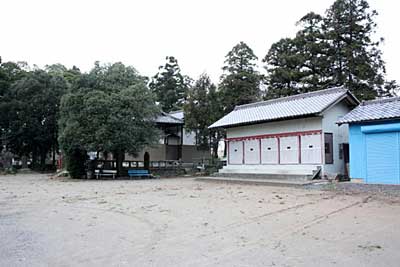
top-left (1, 0), bottom-right (398, 83)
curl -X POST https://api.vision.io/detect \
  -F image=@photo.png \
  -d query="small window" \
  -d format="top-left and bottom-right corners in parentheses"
top-left (234, 149), bottom-right (238, 152)
top-left (287, 146), bottom-right (291, 150)
top-left (308, 145), bottom-right (313, 148)
top-left (250, 148), bottom-right (254, 151)
top-left (267, 147), bottom-right (271, 151)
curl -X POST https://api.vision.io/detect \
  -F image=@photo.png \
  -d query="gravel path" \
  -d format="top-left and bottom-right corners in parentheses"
top-left (1, 173), bottom-right (400, 267)
top-left (306, 182), bottom-right (400, 200)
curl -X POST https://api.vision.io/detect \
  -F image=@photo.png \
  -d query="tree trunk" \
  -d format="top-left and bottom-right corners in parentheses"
top-left (115, 150), bottom-right (125, 177)
top-left (52, 142), bottom-right (56, 168)
top-left (144, 152), bottom-right (150, 171)
top-left (21, 155), bottom-right (28, 169)
top-left (32, 147), bottom-right (38, 169)
top-left (212, 139), bottom-right (219, 159)
top-left (40, 150), bottom-right (47, 171)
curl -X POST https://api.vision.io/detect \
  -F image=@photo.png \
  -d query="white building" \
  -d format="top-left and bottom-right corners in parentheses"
top-left (209, 87), bottom-right (359, 179)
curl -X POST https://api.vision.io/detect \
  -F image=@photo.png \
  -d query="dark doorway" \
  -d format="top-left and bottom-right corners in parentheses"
top-left (324, 133), bottom-right (333, 164)
top-left (343, 143), bottom-right (349, 163)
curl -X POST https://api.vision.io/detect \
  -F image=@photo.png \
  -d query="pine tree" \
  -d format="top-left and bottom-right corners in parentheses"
top-left (149, 56), bottom-right (189, 112)
top-left (324, 0), bottom-right (385, 100)
top-left (219, 42), bottom-right (262, 113)
top-left (264, 0), bottom-right (395, 101)
top-left (184, 74), bottom-right (223, 157)
top-left (264, 13), bottom-right (330, 99)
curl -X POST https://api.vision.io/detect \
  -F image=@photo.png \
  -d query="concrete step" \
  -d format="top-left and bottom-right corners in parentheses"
top-left (212, 172), bottom-right (313, 181)
top-left (219, 168), bottom-right (314, 175)
top-left (196, 176), bottom-right (314, 187)
top-left (218, 165), bottom-right (320, 176)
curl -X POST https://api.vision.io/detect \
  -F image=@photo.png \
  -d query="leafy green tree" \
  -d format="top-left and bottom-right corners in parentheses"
top-left (45, 64), bottom-right (81, 87)
top-left (149, 56), bottom-right (189, 112)
top-left (59, 62), bottom-right (160, 177)
top-left (0, 59), bottom-right (27, 138)
top-left (184, 73), bottom-right (223, 157)
top-left (380, 80), bottom-right (400, 97)
top-left (3, 69), bottom-right (67, 169)
top-left (219, 42), bottom-right (262, 113)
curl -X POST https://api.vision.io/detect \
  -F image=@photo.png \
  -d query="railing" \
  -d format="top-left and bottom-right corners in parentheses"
top-left (92, 160), bottom-right (181, 170)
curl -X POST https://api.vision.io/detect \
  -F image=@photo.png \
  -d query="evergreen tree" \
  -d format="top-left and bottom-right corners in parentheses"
top-left (184, 74), bottom-right (223, 157)
top-left (324, 0), bottom-right (385, 100)
top-left (219, 42), bottom-right (262, 113)
top-left (264, 13), bottom-right (330, 99)
top-left (149, 56), bottom-right (188, 112)
top-left (264, 0), bottom-right (395, 101)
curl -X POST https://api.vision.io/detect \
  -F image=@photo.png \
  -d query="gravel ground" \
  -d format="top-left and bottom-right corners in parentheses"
top-left (1, 173), bottom-right (400, 267)
top-left (306, 182), bottom-right (400, 200)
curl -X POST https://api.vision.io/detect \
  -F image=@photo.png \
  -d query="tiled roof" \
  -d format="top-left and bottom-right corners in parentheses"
top-left (155, 112), bottom-right (184, 124)
top-left (209, 87), bottom-right (357, 129)
top-left (337, 97), bottom-right (400, 124)
top-left (168, 110), bottom-right (184, 120)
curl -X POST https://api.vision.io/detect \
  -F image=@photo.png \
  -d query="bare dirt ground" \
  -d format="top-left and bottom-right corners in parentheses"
top-left (1, 173), bottom-right (400, 267)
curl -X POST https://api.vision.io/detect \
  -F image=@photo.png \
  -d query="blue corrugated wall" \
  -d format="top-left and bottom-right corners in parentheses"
top-left (349, 120), bottom-right (400, 184)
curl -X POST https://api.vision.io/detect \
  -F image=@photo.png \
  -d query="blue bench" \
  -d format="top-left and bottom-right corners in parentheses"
top-left (128, 169), bottom-right (151, 178)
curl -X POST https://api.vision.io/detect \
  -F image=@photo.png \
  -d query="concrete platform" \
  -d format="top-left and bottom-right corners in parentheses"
top-left (196, 176), bottom-right (315, 187)
top-left (212, 172), bottom-right (313, 180)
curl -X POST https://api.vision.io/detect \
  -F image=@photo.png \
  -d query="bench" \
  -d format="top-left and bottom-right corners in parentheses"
top-left (95, 169), bottom-right (117, 179)
top-left (128, 169), bottom-right (151, 178)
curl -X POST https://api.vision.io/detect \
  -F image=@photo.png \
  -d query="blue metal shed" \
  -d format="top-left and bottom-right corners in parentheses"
top-left (338, 97), bottom-right (400, 184)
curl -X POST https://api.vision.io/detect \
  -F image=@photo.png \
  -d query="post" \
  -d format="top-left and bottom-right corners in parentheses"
top-left (144, 152), bottom-right (150, 171)
top-left (178, 125), bottom-right (183, 160)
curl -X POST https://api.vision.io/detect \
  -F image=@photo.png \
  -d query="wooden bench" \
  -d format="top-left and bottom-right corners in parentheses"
top-left (128, 169), bottom-right (151, 178)
top-left (95, 169), bottom-right (117, 179)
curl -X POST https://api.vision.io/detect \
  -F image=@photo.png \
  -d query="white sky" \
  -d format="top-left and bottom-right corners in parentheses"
top-left (1, 0), bottom-right (399, 83)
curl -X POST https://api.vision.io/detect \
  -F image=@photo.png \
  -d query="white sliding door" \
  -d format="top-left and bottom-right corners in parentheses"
top-left (301, 134), bottom-right (322, 164)
top-left (244, 139), bottom-right (260, 164)
top-left (261, 138), bottom-right (279, 164)
top-left (228, 141), bottom-right (243, 164)
top-left (280, 136), bottom-right (299, 164)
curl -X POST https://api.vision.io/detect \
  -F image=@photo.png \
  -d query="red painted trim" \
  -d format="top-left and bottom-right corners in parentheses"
top-left (298, 135), bottom-right (301, 164)
top-left (277, 137), bottom-right (281, 164)
top-left (226, 129), bottom-right (322, 142)
top-left (242, 141), bottom-right (245, 164)
top-left (320, 133), bottom-right (323, 164)
top-left (227, 140), bottom-right (230, 165)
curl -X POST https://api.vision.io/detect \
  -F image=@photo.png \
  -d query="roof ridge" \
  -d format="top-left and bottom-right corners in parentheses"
top-left (361, 96), bottom-right (400, 106)
top-left (168, 110), bottom-right (183, 114)
top-left (234, 87), bottom-right (347, 111)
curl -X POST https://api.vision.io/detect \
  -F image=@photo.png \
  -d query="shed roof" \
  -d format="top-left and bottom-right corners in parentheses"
top-left (155, 112), bottom-right (184, 125)
top-left (168, 110), bottom-right (184, 120)
top-left (209, 87), bottom-right (358, 129)
top-left (337, 97), bottom-right (400, 124)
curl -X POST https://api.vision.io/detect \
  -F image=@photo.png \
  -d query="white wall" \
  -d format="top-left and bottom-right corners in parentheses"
top-left (226, 117), bottom-right (323, 172)
top-left (182, 129), bottom-right (197, 145)
top-left (227, 117), bottom-right (322, 139)
top-left (321, 100), bottom-right (351, 176)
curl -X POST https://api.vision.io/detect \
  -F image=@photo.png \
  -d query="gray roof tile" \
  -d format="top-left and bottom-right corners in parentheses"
top-left (337, 97), bottom-right (400, 124)
top-left (209, 87), bottom-right (356, 128)
top-left (155, 112), bottom-right (184, 124)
